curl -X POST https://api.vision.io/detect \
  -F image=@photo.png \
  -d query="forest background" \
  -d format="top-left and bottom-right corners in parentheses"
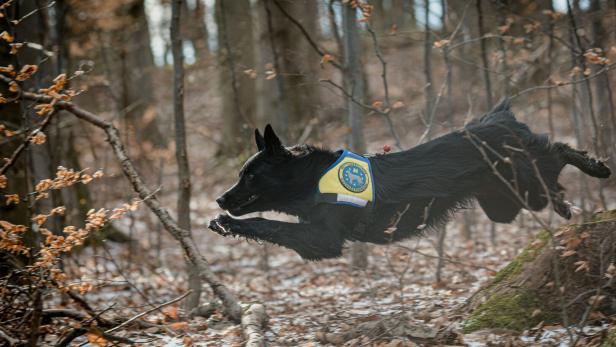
top-left (1, 0), bottom-right (616, 345)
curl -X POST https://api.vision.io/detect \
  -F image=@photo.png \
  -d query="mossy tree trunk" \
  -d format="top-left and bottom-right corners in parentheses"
top-left (462, 210), bottom-right (616, 334)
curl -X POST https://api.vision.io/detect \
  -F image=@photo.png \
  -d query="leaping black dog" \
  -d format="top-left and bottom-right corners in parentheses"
top-left (209, 100), bottom-right (611, 260)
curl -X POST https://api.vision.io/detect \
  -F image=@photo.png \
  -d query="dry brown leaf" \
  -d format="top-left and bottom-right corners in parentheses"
top-left (86, 330), bottom-right (108, 347)
top-left (574, 260), bottom-right (589, 273)
top-left (0, 31), bottom-right (14, 43)
top-left (170, 321), bottom-right (189, 331)
top-left (15, 64), bottom-right (38, 81)
top-left (5, 194), bottom-right (19, 205)
top-left (320, 54), bottom-right (334, 66)
top-left (183, 335), bottom-right (194, 346)
top-left (30, 132), bottom-right (46, 145)
top-left (163, 306), bottom-right (179, 321)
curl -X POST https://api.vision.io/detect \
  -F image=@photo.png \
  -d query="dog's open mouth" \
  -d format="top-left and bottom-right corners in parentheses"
top-left (230, 194), bottom-right (259, 213)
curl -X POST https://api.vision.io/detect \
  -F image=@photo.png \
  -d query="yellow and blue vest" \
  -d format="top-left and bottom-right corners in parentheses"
top-left (317, 149), bottom-right (374, 208)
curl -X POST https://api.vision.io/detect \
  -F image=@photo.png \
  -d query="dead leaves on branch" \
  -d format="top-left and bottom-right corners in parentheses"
top-left (0, 164), bottom-right (142, 296)
top-left (33, 166), bottom-right (103, 200)
top-left (15, 64), bottom-right (37, 81)
top-left (344, 0), bottom-right (373, 23)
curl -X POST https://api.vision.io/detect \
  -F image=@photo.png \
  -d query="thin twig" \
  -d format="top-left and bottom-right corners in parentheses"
top-left (105, 291), bottom-right (191, 334)
top-left (321, 79), bottom-right (386, 115)
top-left (396, 244), bottom-right (496, 272)
top-left (512, 63), bottom-right (616, 99)
top-left (365, 24), bottom-right (403, 150)
top-left (0, 110), bottom-right (56, 175)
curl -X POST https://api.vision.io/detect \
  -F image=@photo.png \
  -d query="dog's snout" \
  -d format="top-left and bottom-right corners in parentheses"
top-left (216, 196), bottom-right (226, 208)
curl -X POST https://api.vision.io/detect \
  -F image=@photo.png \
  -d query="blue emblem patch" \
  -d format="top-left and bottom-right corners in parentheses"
top-left (338, 162), bottom-right (369, 193)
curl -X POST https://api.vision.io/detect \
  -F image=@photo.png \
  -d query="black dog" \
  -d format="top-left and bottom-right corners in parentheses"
top-left (209, 100), bottom-right (611, 260)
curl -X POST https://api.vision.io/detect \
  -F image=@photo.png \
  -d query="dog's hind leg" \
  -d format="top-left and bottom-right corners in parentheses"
top-left (209, 214), bottom-right (344, 260)
top-left (553, 142), bottom-right (611, 178)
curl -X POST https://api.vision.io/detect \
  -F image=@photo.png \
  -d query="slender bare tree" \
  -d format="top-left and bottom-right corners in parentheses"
top-left (171, 0), bottom-right (202, 310)
top-left (343, 2), bottom-right (368, 269)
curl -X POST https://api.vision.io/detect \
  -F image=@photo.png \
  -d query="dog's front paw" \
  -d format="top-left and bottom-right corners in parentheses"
top-left (208, 214), bottom-right (236, 236)
top-left (593, 159), bottom-right (611, 178)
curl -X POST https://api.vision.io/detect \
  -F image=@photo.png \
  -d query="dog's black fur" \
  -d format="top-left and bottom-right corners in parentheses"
top-left (209, 99), bottom-right (611, 260)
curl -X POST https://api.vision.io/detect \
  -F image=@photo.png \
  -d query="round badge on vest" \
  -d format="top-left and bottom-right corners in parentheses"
top-left (338, 162), bottom-right (369, 193)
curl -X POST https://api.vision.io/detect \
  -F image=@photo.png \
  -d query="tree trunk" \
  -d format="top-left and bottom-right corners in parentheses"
top-left (18, 0), bottom-right (62, 238)
top-left (476, 0), bottom-right (493, 111)
top-left (254, 0), bottom-right (288, 138)
top-left (590, 0), bottom-right (616, 175)
top-left (392, 0), bottom-right (416, 32)
top-left (0, 0), bottom-right (29, 276)
top-left (462, 210), bottom-right (616, 333)
top-left (181, 0), bottom-right (209, 61)
top-left (342, 2), bottom-right (368, 269)
top-left (216, 0), bottom-right (255, 155)
top-left (171, 0), bottom-right (202, 311)
top-left (269, 0), bottom-right (320, 141)
top-left (66, 0), bottom-right (168, 164)
top-left (423, 0), bottom-right (436, 139)
top-left (372, 0), bottom-right (416, 34)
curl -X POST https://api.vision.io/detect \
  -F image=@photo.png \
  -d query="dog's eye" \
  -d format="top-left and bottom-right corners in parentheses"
top-left (245, 174), bottom-right (255, 182)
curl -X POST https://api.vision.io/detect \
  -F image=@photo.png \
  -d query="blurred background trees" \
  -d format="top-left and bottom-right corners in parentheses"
top-left (3, 0), bottom-right (616, 288)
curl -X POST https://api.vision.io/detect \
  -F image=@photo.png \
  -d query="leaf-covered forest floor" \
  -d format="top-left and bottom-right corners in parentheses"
top-left (52, 190), bottom-right (615, 346)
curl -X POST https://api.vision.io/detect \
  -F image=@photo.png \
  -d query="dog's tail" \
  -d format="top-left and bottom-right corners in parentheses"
top-left (554, 142), bottom-right (611, 178)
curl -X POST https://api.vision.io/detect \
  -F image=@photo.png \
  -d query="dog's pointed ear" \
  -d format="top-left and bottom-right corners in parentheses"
top-left (264, 124), bottom-right (284, 155)
top-left (255, 129), bottom-right (265, 151)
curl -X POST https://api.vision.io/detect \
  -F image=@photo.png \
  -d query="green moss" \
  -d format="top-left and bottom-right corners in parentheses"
top-left (592, 209), bottom-right (616, 222)
top-left (463, 291), bottom-right (543, 333)
top-left (492, 229), bottom-right (549, 285)
top-left (602, 326), bottom-right (616, 347)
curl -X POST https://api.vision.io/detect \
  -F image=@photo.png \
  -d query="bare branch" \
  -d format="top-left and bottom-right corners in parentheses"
top-left (4, 82), bottom-right (243, 322)
top-left (0, 327), bottom-right (21, 346)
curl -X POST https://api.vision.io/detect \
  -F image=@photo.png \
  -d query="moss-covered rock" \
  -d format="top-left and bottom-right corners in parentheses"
top-left (462, 210), bottom-right (616, 334)
top-left (592, 209), bottom-right (616, 222)
top-left (463, 291), bottom-right (543, 333)
top-left (602, 326), bottom-right (616, 347)
top-left (491, 229), bottom-right (549, 285)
